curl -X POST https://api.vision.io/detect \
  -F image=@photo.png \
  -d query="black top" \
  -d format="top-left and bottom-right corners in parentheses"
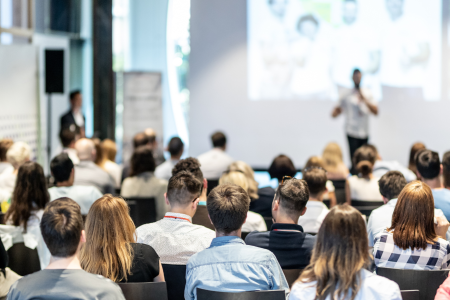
top-left (245, 223), bottom-right (316, 269)
top-left (120, 243), bottom-right (160, 283)
top-left (249, 187), bottom-right (276, 218)
top-left (60, 110), bottom-right (85, 129)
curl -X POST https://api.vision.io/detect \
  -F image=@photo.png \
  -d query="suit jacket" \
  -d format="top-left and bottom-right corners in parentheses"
top-left (60, 110), bottom-right (85, 129)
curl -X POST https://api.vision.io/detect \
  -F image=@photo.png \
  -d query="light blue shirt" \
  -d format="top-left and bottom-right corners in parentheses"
top-left (184, 236), bottom-right (289, 300)
top-left (433, 189), bottom-right (450, 221)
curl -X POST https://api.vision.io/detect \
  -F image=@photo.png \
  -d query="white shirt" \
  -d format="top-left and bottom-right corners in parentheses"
top-left (62, 148), bottom-right (80, 165)
top-left (298, 201), bottom-right (329, 234)
top-left (0, 170), bottom-right (16, 197)
top-left (72, 110), bottom-right (84, 127)
top-left (339, 88), bottom-right (375, 139)
top-left (0, 162), bottom-right (13, 175)
top-left (155, 159), bottom-right (180, 181)
top-left (136, 212), bottom-right (216, 265)
top-left (290, 269), bottom-right (401, 300)
top-left (348, 175), bottom-right (383, 201)
top-left (242, 211), bottom-right (267, 232)
top-left (198, 148), bottom-right (234, 179)
top-left (103, 160), bottom-right (122, 189)
top-left (48, 185), bottom-right (103, 215)
top-left (373, 160), bottom-right (417, 182)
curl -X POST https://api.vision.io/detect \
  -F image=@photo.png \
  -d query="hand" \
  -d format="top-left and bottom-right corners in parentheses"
top-left (435, 216), bottom-right (450, 239)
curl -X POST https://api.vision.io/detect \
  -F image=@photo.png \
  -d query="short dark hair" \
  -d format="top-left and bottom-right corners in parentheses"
top-left (40, 198), bottom-right (83, 257)
top-left (442, 151), bottom-right (450, 188)
top-left (59, 128), bottom-right (76, 148)
top-left (207, 184), bottom-right (250, 233)
top-left (51, 153), bottom-right (74, 183)
top-left (0, 139), bottom-right (13, 161)
top-left (168, 137), bottom-right (184, 156)
top-left (416, 149), bottom-right (440, 180)
top-left (353, 145), bottom-right (377, 176)
top-left (353, 68), bottom-right (361, 75)
top-left (378, 171), bottom-right (407, 200)
top-left (130, 146), bottom-right (155, 176)
top-left (297, 14), bottom-right (319, 30)
top-left (275, 179), bottom-right (309, 217)
top-left (167, 171), bottom-right (202, 206)
top-left (211, 132), bottom-right (227, 148)
top-left (69, 90), bottom-right (81, 101)
top-left (133, 132), bottom-right (149, 149)
top-left (303, 168), bottom-right (327, 195)
top-left (172, 157), bottom-right (204, 182)
top-left (268, 154), bottom-right (297, 182)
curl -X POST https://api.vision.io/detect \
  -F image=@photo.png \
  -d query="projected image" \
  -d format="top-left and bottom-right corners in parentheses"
top-left (247, 0), bottom-right (441, 101)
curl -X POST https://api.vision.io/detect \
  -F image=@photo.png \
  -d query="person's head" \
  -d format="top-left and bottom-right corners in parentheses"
top-left (303, 168), bottom-right (327, 199)
top-left (267, 0), bottom-right (288, 18)
top-left (409, 142), bottom-right (426, 173)
top-left (304, 156), bottom-right (326, 169)
top-left (69, 90), bottom-right (82, 112)
top-left (228, 161), bottom-right (259, 199)
top-left (443, 151), bottom-right (450, 189)
top-left (273, 178), bottom-right (309, 223)
top-left (80, 195), bottom-right (136, 282)
top-left (219, 171), bottom-right (249, 193)
top-left (101, 139), bottom-right (117, 162)
top-left (297, 14), bottom-right (319, 40)
top-left (386, 0), bottom-right (404, 21)
top-left (172, 157), bottom-right (206, 195)
top-left (144, 128), bottom-right (157, 147)
top-left (342, 0), bottom-right (357, 24)
top-left (6, 141), bottom-right (31, 170)
top-left (75, 138), bottom-right (96, 162)
top-left (59, 128), bottom-right (77, 148)
top-left (130, 146), bottom-right (155, 177)
top-left (353, 144), bottom-right (377, 177)
top-left (268, 154), bottom-right (297, 183)
top-left (389, 181), bottom-right (436, 250)
top-left (322, 142), bottom-right (344, 172)
top-left (211, 131), bottom-right (227, 149)
top-left (352, 68), bottom-right (362, 88)
top-left (166, 171), bottom-right (202, 211)
top-left (299, 205), bottom-right (370, 300)
top-left (168, 137), bottom-right (184, 159)
top-left (0, 139), bottom-right (13, 162)
top-left (378, 171), bottom-right (407, 203)
top-left (207, 184), bottom-right (250, 235)
top-left (415, 149), bottom-right (441, 181)
top-left (40, 198), bottom-right (85, 258)
top-left (133, 132), bottom-right (149, 149)
top-left (51, 153), bottom-right (75, 185)
top-left (92, 138), bottom-right (104, 166)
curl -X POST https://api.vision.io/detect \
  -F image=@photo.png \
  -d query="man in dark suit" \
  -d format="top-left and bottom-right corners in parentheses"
top-left (61, 90), bottom-right (85, 137)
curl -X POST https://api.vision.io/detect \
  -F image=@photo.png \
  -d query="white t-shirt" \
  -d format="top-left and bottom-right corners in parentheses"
top-left (298, 201), bottom-right (329, 234)
top-left (198, 148), bottom-right (234, 179)
top-left (348, 175), bottom-right (383, 201)
top-left (242, 211), bottom-right (267, 232)
top-left (339, 88), bottom-right (375, 139)
top-left (103, 160), bottom-right (122, 189)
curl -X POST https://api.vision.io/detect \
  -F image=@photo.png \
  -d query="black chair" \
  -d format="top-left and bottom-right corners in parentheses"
top-left (377, 267), bottom-right (449, 300)
top-left (330, 179), bottom-right (347, 205)
top-left (401, 290), bottom-right (420, 300)
top-left (118, 282), bottom-right (168, 300)
top-left (207, 180), bottom-right (219, 195)
top-left (7, 242), bottom-right (40, 276)
top-left (351, 200), bottom-right (383, 217)
top-left (162, 264), bottom-right (187, 300)
top-left (282, 269), bottom-right (302, 288)
top-left (0, 213), bottom-right (4, 225)
top-left (263, 217), bottom-right (273, 230)
top-left (241, 232), bottom-right (250, 240)
top-left (197, 289), bottom-right (285, 300)
top-left (192, 205), bottom-right (215, 230)
top-left (322, 199), bottom-right (331, 208)
top-left (125, 197), bottom-right (156, 227)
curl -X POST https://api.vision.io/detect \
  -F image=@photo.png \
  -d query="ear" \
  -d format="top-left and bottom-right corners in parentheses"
top-left (272, 199), bottom-right (280, 212)
top-left (204, 178), bottom-right (208, 189)
top-left (192, 198), bottom-right (199, 210)
top-left (416, 171), bottom-right (422, 180)
top-left (441, 164), bottom-right (444, 175)
top-left (164, 193), bottom-right (170, 206)
top-left (300, 206), bottom-right (307, 216)
top-left (71, 168), bottom-right (75, 176)
top-left (382, 196), bottom-right (389, 205)
top-left (80, 230), bottom-right (86, 243)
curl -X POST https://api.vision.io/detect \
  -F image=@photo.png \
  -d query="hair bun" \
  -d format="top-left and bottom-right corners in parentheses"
top-left (356, 160), bottom-right (373, 176)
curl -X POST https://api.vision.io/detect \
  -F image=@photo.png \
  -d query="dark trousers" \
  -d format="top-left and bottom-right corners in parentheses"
top-left (347, 135), bottom-right (369, 174)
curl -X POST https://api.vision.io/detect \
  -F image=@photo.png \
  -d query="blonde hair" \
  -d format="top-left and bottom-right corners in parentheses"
top-left (228, 161), bottom-right (259, 199)
top-left (219, 171), bottom-right (249, 193)
top-left (304, 156), bottom-right (326, 169)
top-left (7, 142), bottom-right (31, 169)
top-left (80, 195), bottom-right (136, 282)
top-left (101, 139), bottom-right (117, 162)
top-left (322, 143), bottom-right (344, 172)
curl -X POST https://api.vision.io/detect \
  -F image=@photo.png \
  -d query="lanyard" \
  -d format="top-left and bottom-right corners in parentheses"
top-left (164, 216), bottom-right (191, 223)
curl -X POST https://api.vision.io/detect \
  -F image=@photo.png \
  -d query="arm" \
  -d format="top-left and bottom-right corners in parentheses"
top-left (269, 255), bottom-right (290, 297)
top-left (332, 106), bottom-right (342, 118)
top-left (359, 91), bottom-right (378, 115)
top-left (345, 180), bottom-right (351, 205)
top-left (184, 266), bottom-right (196, 300)
top-left (436, 279), bottom-right (450, 300)
top-left (153, 260), bottom-right (165, 282)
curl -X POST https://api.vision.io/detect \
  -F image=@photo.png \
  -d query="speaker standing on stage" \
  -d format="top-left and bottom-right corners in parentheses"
top-left (331, 69), bottom-right (378, 173)
top-left (61, 90), bottom-right (85, 137)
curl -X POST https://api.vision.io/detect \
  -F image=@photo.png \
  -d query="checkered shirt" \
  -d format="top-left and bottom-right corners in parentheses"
top-left (373, 229), bottom-right (450, 270)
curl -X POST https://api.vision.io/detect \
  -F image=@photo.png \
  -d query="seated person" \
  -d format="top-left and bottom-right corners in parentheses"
top-left (0, 139), bottom-right (13, 175)
top-left (408, 142), bottom-right (426, 174)
top-left (436, 273), bottom-right (450, 299)
top-left (59, 127), bottom-right (80, 165)
top-left (100, 139), bottom-right (122, 189)
top-left (197, 131), bottom-right (233, 180)
top-left (81, 195), bottom-right (164, 282)
top-left (49, 153), bottom-right (102, 215)
top-left (184, 184), bottom-right (289, 300)
top-left (304, 156), bottom-right (338, 206)
top-left (322, 142), bottom-right (349, 180)
top-left (299, 167), bottom-right (330, 234)
top-left (0, 239), bottom-right (21, 298)
top-left (6, 198), bottom-right (125, 300)
top-left (155, 137), bottom-right (184, 181)
top-left (371, 144), bottom-right (416, 182)
top-left (0, 142), bottom-right (31, 200)
top-left (443, 151), bottom-right (450, 190)
top-left (373, 181), bottom-right (450, 270)
top-left (290, 205), bottom-right (401, 300)
top-left (245, 177), bottom-right (316, 269)
top-left (136, 171), bottom-right (215, 265)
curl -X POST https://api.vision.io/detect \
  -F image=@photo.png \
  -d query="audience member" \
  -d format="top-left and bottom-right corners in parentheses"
top-left (136, 171), bottom-right (215, 265)
top-left (59, 128), bottom-right (80, 165)
top-left (408, 142), bottom-right (426, 174)
top-left (121, 132), bottom-right (150, 181)
top-left (245, 177), bottom-right (315, 269)
top-left (6, 198), bottom-right (125, 300)
top-left (198, 131), bottom-right (233, 180)
top-left (81, 195), bottom-right (164, 282)
top-left (121, 146), bottom-right (168, 220)
top-left (100, 139), bottom-right (122, 188)
top-left (322, 142), bottom-right (349, 180)
top-left (290, 205), bottom-right (401, 300)
top-left (436, 274), bottom-right (450, 299)
top-left (304, 156), bottom-right (338, 206)
top-left (0, 142), bottom-right (31, 198)
top-left (0, 139), bottom-right (13, 175)
top-left (144, 128), bottom-right (166, 166)
top-left (219, 171), bottom-right (267, 232)
top-left (443, 151), bottom-right (450, 190)
top-left (184, 184), bottom-right (289, 299)
top-left (348, 145), bottom-right (383, 201)
top-left (299, 167), bottom-right (330, 233)
top-left (49, 154), bottom-right (102, 215)
top-left (228, 161), bottom-right (259, 199)
top-left (373, 181), bottom-right (450, 270)
top-left (371, 144), bottom-right (416, 182)
top-left (172, 157), bottom-right (208, 204)
top-left (155, 137), bottom-right (184, 180)
top-left (0, 239), bottom-right (21, 298)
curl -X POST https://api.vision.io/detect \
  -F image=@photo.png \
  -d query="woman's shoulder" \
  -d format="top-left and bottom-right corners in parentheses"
top-left (360, 269), bottom-right (401, 298)
top-left (290, 280), bottom-right (317, 300)
top-left (131, 243), bottom-right (159, 258)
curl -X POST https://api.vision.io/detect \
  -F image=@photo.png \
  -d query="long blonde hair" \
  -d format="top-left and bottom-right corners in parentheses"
top-left (322, 143), bottom-right (344, 172)
top-left (80, 195), bottom-right (136, 282)
top-left (228, 161), bottom-right (259, 199)
top-left (219, 171), bottom-right (249, 193)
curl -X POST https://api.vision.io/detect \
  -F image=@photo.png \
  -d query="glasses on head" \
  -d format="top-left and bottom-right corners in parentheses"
top-left (281, 175), bottom-right (293, 185)
top-left (302, 166), bottom-right (327, 174)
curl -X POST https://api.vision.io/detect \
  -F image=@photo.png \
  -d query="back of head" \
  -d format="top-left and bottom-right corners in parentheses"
top-left (304, 156), bottom-right (326, 169)
top-left (40, 198), bottom-right (83, 258)
top-left (92, 138), bottom-right (104, 165)
top-left (219, 171), bottom-right (249, 193)
top-left (378, 171), bottom-right (407, 200)
top-left (81, 195), bottom-right (135, 282)
top-left (299, 205), bottom-right (369, 300)
top-left (144, 128), bottom-right (157, 144)
top-left (322, 142), bottom-right (343, 170)
top-left (211, 131), bottom-right (227, 148)
top-left (6, 141), bottom-right (31, 169)
top-left (75, 138), bottom-right (95, 161)
top-left (101, 139), bottom-right (117, 162)
top-left (70, 90), bottom-right (81, 102)
top-left (130, 146), bottom-right (155, 176)
top-left (51, 153), bottom-right (74, 184)
top-left (415, 149), bottom-right (440, 180)
top-left (443, 151), bottom-right (450, 188)
top-left (168, 137), bottom-right (184, 157)
top-left (207, 184), bottom-right (250, 234)
top-left (172, 157), bottom-right (204, 182)
top-left (275, 178), bottom-right (309, 219)
top-left (352, 145), bottom-right (377, 176)
top-left (228, 161), bottom-right (259, 199)
top-left (59, 128), bottom-right (76, 148)
top-left (167, 171), bottom-right (202, 207)
top-left (409, 142), bottom-right (426, 173)
top-left (302, 168), bottom-right (327, 197)
top-left (133, 132), bottom-right (149, 149)
top-left (268, 154), bottom-right (297, 182)
top-left (0, 139), bottom-right (13, 162)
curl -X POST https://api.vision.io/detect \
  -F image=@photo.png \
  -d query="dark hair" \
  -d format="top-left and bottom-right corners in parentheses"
top-left (0, 139), bottom-right (13, 161)
top-left (69, 90), bottom-right (81, 101)
top-left (303, 168), bottom-right (327, 195)
top-left (167, 171), bottom-right (202, 206)
top-left (40, 198), bottom-right (83, 257)
top-left (378, 171), bottom-right (407, 200)
top-left (443, 151), bottom-right (450, 189)
top-left (172, 157), bottom-right (204, 182)
top-left (133, 132), bottom-right (149, 149)
top-left (59, 128), bottom-right (76, 148)
top-left (211, 132), bottom-right (227, 148)
top-left (353, 145), bottom-right (377, 176)
top-left (207, 184), bottom-right (250, 233)
top-left (409, 142), bottom-right (426, 174)
top-left (130, 146), bottom-right (155, 176)
top-left (268, 154), bottom-right (297, 182)
top-left (275, 179), bottom-right (309, 218)
top-left (168, 137), bottom-right (184, 156)
top-left (297, 14), bottom-right (319, 30)
top-left (353, 68), bottom-right (361, 75)
top-left (415, 149), bottom-right (440, 180)
top-left (5, 162), bottom-right (49, 232)
top-left (51, 153), bottom-right (74, 183)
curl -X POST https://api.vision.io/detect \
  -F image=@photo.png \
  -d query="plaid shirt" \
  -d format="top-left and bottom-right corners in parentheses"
top-left (373, 230), bottom-right (450, 270)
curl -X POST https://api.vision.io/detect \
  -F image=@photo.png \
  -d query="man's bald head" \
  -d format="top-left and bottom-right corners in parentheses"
top-left (144, 128), bottom-right (157, 145)
top-left (75, 138), bottom-right (96, 161)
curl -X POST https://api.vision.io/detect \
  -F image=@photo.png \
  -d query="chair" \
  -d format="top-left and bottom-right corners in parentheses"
top-left (192, 205), bottom-right (215, 230)
top-left (263, 217), bottom-right (273, 230)
top-left (207, 180), bottom-right (219, 195)
top-left (401, 290), bottom-right (420, 300)
top-left (330, 179), bottom-right (347, 205)
top-left (322, 199), bottom-right (331, 208)
top-left (241, 232), bottom-right (250, 240)
top-left (7, 242), bottom-right (40, 276)
top-left (282, 269), bottom-right (302, 288)
top-left (197, 288), bottom-right (285, 300)
top-left (351, 200), bottom-right (383, 217)
top-left (0, 213), bottom-right (4, 225)
top-left (162, 264), bottom-right (187, 300)
top-left (377, 267), bottom-right (449, 300)
top-left (125, 197), bottom-right (156, 227)
top-left (118, 282), bottom-right (168, 300)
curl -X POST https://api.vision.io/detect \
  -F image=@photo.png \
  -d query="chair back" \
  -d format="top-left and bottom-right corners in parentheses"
top-left (400, 290), bottom-right (420, 300)
top-left (197, 289), bottom-right (285, 300)
top-left (351, 200), bottom-right (383, 217)
top-left (192, 205), bottom-right (215, 230)
top-left (282, 269), bottom-right (302, 288)
top-left (241, 232), bottom-right (250, 240)
top-left (7, 242), bottom-right (40, 276)
top-left (322, 200), bottom-right (331, 208)
top-left (377, 267), bottom-right (449, 300)
top-left (207, 180), bottom-right (219, 195)
top-left (330, 179), bottom-right (347, 205)
top-left (162, 264), bottom-right (187, 300)
top-left (125, 197), bottom-right (156, 227)
top-left (118, 282), bottom-right (168, 300)
top-left (263, 217), bottom-right (273, 230)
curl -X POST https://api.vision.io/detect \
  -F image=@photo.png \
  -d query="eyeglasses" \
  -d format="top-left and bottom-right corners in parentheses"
top-left (302, 166), bottom-right (327, 174)
top-left (281, 176), bottom-right (293, 185)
